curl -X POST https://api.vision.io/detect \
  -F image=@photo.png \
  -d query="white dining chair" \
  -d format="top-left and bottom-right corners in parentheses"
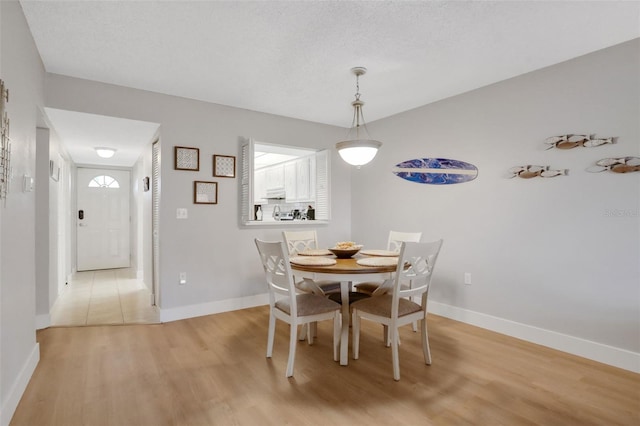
top-left (351, 239), bottom-right (443, 381)
top-left (254, 238), bottom-right (341, 378)
top-left (355, 230), bottom-right (423, 340)
top-left (354, 230), bottom-right (422, 296)
top-left (283, 230), bottom-right (343, 341)
top-left (282, 230), bottom-right (341, 296)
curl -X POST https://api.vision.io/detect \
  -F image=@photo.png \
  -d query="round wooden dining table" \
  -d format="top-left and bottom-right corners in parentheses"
top-left (290, 257), bottom-right (398, 365)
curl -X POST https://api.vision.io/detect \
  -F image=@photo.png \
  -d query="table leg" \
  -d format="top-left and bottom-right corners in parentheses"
top-left (340, 280), bottom-right (350, 365)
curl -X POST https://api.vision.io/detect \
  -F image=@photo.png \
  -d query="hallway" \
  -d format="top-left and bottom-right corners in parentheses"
top-left (50, 268), bottom-right (159, 326)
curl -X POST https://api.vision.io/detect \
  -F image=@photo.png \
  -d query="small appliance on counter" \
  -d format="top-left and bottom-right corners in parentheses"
top-left (280, 211), bottom-right (294, 220)
top-left (271, 205), bottom-right (294, 221)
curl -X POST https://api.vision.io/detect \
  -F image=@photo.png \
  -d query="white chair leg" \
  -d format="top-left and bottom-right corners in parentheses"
top-left (384, 325), bottom-right (400, 346)
top-left (333, 312), bottom-right (340, 361)
top-left (286, 323), bottom-right (298, 377)
top-left (383, 325), bottom-right (390, 347)
top-left (299, 324), bottom-right (307, 341)
top-left (391, 327), bottom-right (400, 381)
top-left (267, 312), bottom-right (276, 358)
top-left (421, 318), bottom-right (432, 365)
top-left (307, 322), bottom-right (315, 345)
top-left (307, 321), bottom-right (317, 345)
top-left (352, 310), bottom-right (360, 359)
top-left (412, 320), bottom-right (418, 332)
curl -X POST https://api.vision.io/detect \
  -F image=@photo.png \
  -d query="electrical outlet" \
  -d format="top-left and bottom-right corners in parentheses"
top-left (177, 208), bottom-right (188, 219)
top-left (464, 272), bottom-right (472, 285)
top-left (179, 272), bottom-right (187, 285)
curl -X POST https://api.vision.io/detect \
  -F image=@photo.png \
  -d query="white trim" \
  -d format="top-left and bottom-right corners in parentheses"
top-left (242, 220), bottom-right (329, 227)
top-left (136, 269), bottom-right (143, 280)
top-left (35, 314), bottom-right (51, 330)
top-left (159, 293), bottom-right (269, 323)
top-left (428, 301), bottom-right (640, 373)
top-left (159, 294), bottom-right (640, 373)
top-left (1, 343), bottom-right (40, 426)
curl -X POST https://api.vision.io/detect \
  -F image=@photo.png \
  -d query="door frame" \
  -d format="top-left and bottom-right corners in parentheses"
top-left (76, 166), bottom-right (132, 271)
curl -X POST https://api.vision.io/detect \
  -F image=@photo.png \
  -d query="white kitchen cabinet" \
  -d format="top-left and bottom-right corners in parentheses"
top-left (295, 157), bottom-right (310, 201)
top-left (247, 151), bottom-right (317, 209)
top-left (254, 169), bottom-right (266, 203)
top-left (284, 157), bottom-right (311, 202)
top-left (284, 162), bottom-right (297, 202)
top-left (308, 155), bottom-right (316, 200)
top-left (265, 165), bottom-right (284, 190)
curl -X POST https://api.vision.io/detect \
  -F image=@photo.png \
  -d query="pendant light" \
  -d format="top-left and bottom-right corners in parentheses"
top-left (336, 67), bottom-right (382, 167)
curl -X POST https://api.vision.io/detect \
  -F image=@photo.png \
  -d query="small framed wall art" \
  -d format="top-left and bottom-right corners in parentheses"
top-left (194, 180), bottom-right (218, 204)
top-left (175, 146), bottom-right (200, 171)
top-left (213, 154), bottom-right (236, 178)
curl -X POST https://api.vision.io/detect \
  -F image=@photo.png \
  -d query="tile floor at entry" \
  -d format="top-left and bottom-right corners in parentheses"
top-left (51, 268), bottom-right (160, 326)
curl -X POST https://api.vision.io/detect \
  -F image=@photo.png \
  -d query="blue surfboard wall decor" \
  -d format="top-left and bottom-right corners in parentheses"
top-left (393, 158), bottom-right (478, 185)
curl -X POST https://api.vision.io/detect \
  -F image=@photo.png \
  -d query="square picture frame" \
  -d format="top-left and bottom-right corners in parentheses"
top-left (175, 146), bottom-right (200, 171)
top-left (213, 154), bottom-right (236, 178)
top-left (194, 180), bottom-right (218, 204)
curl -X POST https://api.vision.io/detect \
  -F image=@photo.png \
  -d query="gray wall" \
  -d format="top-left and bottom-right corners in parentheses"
top-left (352, 39), bottom-right (640, 363)
top-left (0, 1), bottom-right (44, 424)
top-left (44, 73), bottom-right (353, 318)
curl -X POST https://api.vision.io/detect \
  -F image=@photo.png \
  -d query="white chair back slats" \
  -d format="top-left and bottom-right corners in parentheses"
top-left (283, 230), bottom-right (318, 255)
top-left (387, 230), bottom-right (422, 253)
top-left (282, 230), bottom-right (341, 296)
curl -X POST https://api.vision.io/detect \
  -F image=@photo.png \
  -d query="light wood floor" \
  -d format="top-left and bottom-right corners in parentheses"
top-left (51, 268), bottom-right (159, 326)
top-left (13, 307), bottom-right (639, 425)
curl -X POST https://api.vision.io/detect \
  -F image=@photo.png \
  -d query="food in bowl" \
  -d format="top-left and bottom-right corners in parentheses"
top-left (334, 241), bottom-right (359, 249)
top-left (329, 242), bottom-right (363, 258)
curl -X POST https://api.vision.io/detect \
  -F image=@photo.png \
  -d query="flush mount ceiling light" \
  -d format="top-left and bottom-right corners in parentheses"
top-left (95, 147), bottom-right (116, 158)
top-left (336, 67), bottom-right (382, 167)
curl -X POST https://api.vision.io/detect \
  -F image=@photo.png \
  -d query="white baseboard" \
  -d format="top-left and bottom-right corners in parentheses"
top-left (428, 301), bottom-right (640, 373)
top-left (159, 293), bottom-right (269, 323)
top-left (159, 294), bottom-right (639, 373)
top-left (35, 314), bottom-right (51, 330)
top-left (1, 343), bottom-right (40, 426)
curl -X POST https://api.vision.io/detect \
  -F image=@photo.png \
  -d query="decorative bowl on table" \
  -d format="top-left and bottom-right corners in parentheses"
top-left (329, 243), bottom-right (363, 259)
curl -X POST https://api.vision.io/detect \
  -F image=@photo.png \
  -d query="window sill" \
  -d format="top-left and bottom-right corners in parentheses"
top-left (242, 220), bottom-right (329, 227)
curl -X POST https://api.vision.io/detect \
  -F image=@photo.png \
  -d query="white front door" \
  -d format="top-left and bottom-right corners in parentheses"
top-left (77, 168), bottom-right (130, 271)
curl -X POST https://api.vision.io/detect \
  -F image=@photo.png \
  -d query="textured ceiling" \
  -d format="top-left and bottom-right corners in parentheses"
top-left (19, 0), bottom-right (640, 165)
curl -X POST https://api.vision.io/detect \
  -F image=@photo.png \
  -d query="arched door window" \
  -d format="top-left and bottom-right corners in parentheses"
top-left (88, 175), bottom-right (120, 188)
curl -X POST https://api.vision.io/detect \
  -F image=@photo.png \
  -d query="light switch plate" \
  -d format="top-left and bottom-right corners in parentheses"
top-left (23, 175), bottom-right (34, 192)
top-left (177, 208), bottom-right (188, 219)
